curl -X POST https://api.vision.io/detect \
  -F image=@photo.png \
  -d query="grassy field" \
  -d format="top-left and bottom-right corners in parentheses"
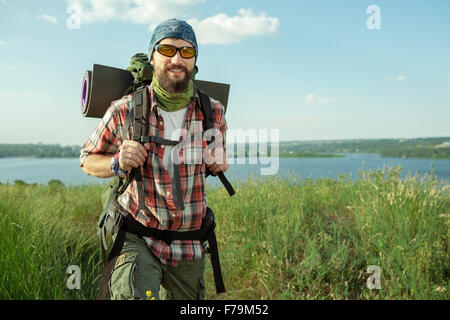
top-left (0, 167), bottom-right (449, 300)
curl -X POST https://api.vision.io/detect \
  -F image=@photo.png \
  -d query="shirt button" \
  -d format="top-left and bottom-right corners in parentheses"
top-left (159, 121), bottom-right (163, 125)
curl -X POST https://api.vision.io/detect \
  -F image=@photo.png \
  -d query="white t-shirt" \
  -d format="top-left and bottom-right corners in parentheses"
top-left (157, 106), bottom-right (188, 180)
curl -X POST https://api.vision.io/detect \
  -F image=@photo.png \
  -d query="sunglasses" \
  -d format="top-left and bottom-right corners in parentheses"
top-left (155, 44), bottom-right (197, 59)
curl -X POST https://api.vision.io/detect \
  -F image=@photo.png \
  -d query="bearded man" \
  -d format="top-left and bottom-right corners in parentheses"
top-left (80, 19), bottom-right (228, 300)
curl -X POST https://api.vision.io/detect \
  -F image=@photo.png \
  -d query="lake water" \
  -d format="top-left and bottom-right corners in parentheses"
top-left (0, 154), bottom-right (449, 187)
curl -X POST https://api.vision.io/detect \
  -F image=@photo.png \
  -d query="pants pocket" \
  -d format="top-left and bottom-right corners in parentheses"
top-left (109, 252), bottom-right (138, 300)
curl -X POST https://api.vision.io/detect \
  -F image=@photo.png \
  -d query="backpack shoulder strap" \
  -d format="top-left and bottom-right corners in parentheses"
top-left (122, 99), bottom-right (134, 137)
top-left (198, 89), bottom-right (214, 131)
top-left (130, 85), bottom-right (149, 211)
top-left (197, 89), bottom-right (235, 197)
top-left (132, 85), bottom-right (149, 140)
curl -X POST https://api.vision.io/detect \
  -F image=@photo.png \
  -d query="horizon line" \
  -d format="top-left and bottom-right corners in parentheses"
top-left (1, 135), bottom-right (449, 147)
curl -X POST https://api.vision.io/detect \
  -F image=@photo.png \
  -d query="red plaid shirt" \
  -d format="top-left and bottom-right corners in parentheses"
top-left (80, 84), bottom-right (227, 266)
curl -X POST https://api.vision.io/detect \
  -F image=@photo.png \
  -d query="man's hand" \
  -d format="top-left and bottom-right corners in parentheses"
top-left (119, 140), bottom-right (151, 172)
top-left (206, 150), bottom-right (229, 176)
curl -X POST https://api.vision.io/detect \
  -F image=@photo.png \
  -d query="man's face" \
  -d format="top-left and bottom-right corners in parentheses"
top-left (150, 38), bottom-right (196, 93)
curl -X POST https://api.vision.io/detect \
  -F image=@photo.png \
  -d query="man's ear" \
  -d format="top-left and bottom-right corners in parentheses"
top-left (150, 53), bottom-right (154, 66)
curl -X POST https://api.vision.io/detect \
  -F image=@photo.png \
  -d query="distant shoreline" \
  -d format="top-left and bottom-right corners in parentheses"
top-left (2, 153), bottom-right (450, 160)
top-left (0, 156), bottom-right (78, 159)
top-left (1, 137), bottom-right (450, 160)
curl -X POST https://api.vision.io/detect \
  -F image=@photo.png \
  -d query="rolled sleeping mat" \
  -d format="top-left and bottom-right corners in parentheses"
top-left (194, 79), bottom-right (230, 113)
top-left (81, 64), bottom-right (134, 118)
top-left (81, 64), bottom-right (230, 118)
top-left (81, 70), bottom-right (92, 116)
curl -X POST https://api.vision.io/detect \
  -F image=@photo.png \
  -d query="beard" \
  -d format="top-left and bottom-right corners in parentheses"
top-left (155, 63), bottom-right (194, 94)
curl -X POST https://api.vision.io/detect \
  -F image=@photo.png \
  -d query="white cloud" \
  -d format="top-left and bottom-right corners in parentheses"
top-left (396, 75), bottom-right (406, 81)
top-left (66, 1), bottom-right (279, 44)
top-left (305, 93), bottom-right (336, 106)
top-left (67, 0), bottom-right (205, 25)
top-left (38, 13), bottom-right (58, 24)
top-left (188, 9), bottom-right (280, 44)
top-left (0, 40), bottom-right (4, 46)
top-left (305, 93), bottom-right (315, 105)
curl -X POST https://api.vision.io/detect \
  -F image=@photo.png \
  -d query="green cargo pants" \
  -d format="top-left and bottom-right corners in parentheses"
top-left (108, 231), bottom-right (206, 300)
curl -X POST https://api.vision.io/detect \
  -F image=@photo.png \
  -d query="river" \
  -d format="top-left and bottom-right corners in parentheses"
top-left (0, 153), bottom-right (449, 187)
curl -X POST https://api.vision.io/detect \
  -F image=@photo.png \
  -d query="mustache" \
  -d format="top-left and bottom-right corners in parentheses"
top-left (164, 64), bottom-right (188, 73)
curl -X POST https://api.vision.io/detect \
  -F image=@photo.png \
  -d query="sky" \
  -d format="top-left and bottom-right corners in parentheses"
top-left (0, 0), bottom-right (449, 146)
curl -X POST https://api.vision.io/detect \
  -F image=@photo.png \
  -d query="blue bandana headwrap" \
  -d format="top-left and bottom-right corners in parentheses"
top-left (148, 19), bottom-right (198, 61)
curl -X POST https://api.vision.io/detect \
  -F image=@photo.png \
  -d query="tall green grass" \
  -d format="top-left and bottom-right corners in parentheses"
top-left (0, 166), bottom-right (448, 299)
top-left (0, 180), bottom-right (103, 299)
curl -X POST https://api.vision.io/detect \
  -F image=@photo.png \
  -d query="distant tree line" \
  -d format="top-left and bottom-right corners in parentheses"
top-left (380, 147), bottom-right (450, 159)
top-left (2, 137), bottom-right (450, 159)
top-left (276, 137), bottom-right (450, 160)
top-left (0, 144), bottom-right (81, 158)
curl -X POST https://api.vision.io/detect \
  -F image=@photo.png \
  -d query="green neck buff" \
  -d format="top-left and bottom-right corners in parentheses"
top-left (152, 75), bottom-right (194, 112)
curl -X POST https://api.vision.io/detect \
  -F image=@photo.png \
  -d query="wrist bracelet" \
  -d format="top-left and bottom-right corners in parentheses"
top-left (110, 152), bottom-right (129, 176)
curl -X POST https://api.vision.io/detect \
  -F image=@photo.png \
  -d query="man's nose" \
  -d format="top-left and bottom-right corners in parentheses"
top-left (170, 51), bottom-right (184, 64)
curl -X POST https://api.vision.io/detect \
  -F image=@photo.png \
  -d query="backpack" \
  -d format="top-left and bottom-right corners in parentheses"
top-left (96, 53), bottom-right (234, 299)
